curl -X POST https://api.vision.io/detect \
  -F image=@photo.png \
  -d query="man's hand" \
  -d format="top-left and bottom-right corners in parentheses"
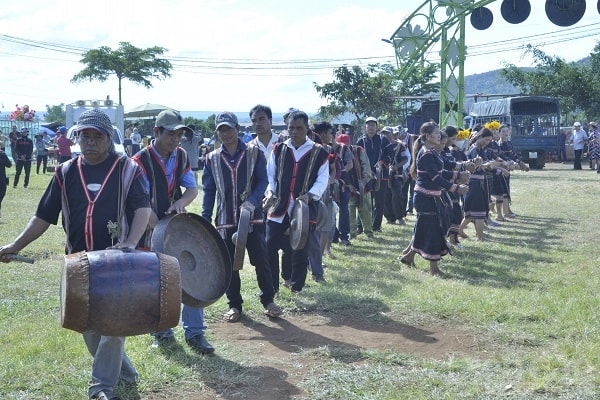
top-left (240, 201), bottom-right (255, 214)
top-left (166, 200), bottom-right (187, 214)
top-left (296, 193), bottom-right (309, 203)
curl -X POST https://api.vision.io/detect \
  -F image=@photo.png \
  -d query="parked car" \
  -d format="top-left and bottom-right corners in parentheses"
top-left (67, 125), bottom-right (126, 157)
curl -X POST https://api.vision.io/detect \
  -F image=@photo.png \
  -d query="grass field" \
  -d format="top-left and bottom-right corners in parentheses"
top-left (0, 161), bottom-right (599, 399)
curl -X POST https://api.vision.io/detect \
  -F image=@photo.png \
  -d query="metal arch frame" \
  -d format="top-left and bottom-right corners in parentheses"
top-left (388, 0), bottom-right (497, 127)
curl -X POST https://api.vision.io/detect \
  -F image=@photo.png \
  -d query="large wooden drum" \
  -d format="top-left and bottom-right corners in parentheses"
top-left (60, 249), bottom-right (181, 337)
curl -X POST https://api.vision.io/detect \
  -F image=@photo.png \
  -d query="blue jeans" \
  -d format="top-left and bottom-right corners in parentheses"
top-left (152, 305), bottom-right (206, 341)
top-left (83, 333), bottom-right (138, 398)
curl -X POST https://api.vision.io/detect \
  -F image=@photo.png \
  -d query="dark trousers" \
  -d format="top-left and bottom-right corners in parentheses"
top-left (557, 147), bottom-right (566, 161)
top-left (0, 181), bottom-right (6, 216)
top-left (14, 160), bottom-right (31, 187)
top-left (266, 216), bottom-right (308, 292)
top-left (36, 154), bottom-right (48, 174)
top-left (574, 149), bottom-right (583, 169)
top-left (337, 189), bottom-right (351, 241)
top-left (384, 177), bottom-right (407, 222)
top-left (371, 180), bottom-right (388, 230)
top-left (224, 225), bottom-right (275, 312)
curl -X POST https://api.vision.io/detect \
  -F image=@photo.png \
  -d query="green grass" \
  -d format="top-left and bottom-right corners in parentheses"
top-left (0, 162), bottom-right (599, 399)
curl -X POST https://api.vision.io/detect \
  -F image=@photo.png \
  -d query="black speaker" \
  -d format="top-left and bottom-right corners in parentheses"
top-left (501, 0), bottom-right (531, 24)
top-left (470, 6), bottom-right (493, 30)
top-left (545, 0), bottom-right (586, 27)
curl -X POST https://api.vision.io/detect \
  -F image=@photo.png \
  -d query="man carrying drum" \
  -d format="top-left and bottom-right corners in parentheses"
top-left (0, 109), bottom-right (151, 400)
top-left (132, 109), bottom-right (214, 354)
top-left (202, 112), bottom-right (282, 322)
top-left (264, 110), bottom-right (330, 294)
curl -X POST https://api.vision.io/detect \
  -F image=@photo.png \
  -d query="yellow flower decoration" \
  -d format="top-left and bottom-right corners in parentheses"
top-left (456, 129), bottom-right (471, 140)
top-left (484, 121), bottom-right (501, 131)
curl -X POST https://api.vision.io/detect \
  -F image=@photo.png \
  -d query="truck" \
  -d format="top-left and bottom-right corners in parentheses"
top-left (65, 98), bottom-right (126, 156)
top-left (463, 96), bottom-right (561, 169)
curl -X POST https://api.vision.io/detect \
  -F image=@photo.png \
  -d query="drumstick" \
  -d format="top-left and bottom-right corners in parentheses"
top-left (5, 254), bottom-right (35, 264)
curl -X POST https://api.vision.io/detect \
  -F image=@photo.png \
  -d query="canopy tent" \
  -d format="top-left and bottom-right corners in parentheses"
top-left (124, 103), bottom-right (177, 119)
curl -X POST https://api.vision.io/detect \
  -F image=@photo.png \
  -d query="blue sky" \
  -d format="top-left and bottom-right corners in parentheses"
top-left (0, 0), bottom-right (598, 116)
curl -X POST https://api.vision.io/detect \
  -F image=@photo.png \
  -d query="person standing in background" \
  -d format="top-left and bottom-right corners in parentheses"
top-left (56, 126), bottom-right (74, 163)
top-left (8, 125), bottom-right (19, 161)
top-left (179, 124), bottom-right (201, 183)
top-left (13, 128), bottom-right (33, 188)
top-left (356, 117), bottom-right (392, 232)
top-left (34, 132), bottom-right (49, 174)
top-left (571, 122), bottom-right (587, 170)
top-left (0, 144), bottom-right (11, 220)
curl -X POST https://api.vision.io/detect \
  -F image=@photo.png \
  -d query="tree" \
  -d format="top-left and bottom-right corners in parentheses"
top-left (501, 44), bottom-right (599, 122)
top-left (314, 62), bottom-right (438, 129)
top-left (71, 42), bottom-right (172, 105)
top-left (44, 104), bottom-right (65, 123)
top-left (184, 114), bottom-right (216, 138)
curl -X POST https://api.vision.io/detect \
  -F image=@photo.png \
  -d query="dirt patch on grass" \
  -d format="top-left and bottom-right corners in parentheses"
top-left (143, 312), bottom-right (489, 400)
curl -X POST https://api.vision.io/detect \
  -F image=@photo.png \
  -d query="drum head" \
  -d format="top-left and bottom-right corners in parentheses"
top-left (232, 207), bottom-right (251, 270)
top-left (289, 199), bottom-right (309, 250)
top-left (151, 213), bottom-right (232, 308)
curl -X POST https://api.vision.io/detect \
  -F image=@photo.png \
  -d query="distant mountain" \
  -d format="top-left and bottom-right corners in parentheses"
top-left (463, 69), bottom-right (521, 97)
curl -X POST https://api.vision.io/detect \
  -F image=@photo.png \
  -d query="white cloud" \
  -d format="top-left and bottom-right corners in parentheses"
top-left (0, 0), bottom-right (597, 117)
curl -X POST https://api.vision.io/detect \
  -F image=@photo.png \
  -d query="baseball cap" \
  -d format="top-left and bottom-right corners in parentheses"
top-left (574, 121), bottom-right (581, 127)
top-left (57, 126), bottom-right (68, 134)
top-left (76, 109), bottom-right (114, 136)
top-left (215, 112), bottom-right (239, 129)
top-left (20, 127), bottom-right (29, 133)
top-left (381, 126), bottom-right (393, 134)
top-left (155, 109), bottom-right (191, 133)
top-left (365, 117), bottom-right (378, 124)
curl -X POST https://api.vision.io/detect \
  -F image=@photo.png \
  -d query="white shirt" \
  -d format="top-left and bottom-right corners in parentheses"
top-left (250, 132), bottom-right (279, 161)
top-left (266, 137), bottom-right (329, 223)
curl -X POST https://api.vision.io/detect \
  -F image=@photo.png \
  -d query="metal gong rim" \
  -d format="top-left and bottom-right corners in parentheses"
top-left (232, 207), bottom-right (251, 270)
top-left (315, 200), bottom-right (329, 232)
top-left (151, 213), bottom-right (232, 307)
top-left (289, 199), bottom-right (309, 250)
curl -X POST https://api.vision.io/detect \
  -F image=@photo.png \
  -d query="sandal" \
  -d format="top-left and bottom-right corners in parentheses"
top-left (264, 302), bottom-right (283, 318)
top-left (223, 308), bottom-right (241, 322)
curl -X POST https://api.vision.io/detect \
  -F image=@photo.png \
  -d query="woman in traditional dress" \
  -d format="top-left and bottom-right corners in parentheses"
top-left (400, 122), bottom-right (468, 277)
top-left (497, 124), bottom-right (529, 217)
top-left (459, 128), bottom-right (508, 241)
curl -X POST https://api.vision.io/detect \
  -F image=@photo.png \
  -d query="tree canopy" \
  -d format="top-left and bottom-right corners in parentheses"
top-left (501, 44), bottom-right (600, 123)
top-left (71, 42), bottom-right (172, 105)
top-left (43, 104), bottom-right (65, 123)
top-left (314, 62), bottom-right (438, 129)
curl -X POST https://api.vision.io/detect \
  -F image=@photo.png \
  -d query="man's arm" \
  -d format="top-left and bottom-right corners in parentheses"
top-left (0, 216), bottom-right (51, 261)
top-left (114, 207), bottom-right (151, 249)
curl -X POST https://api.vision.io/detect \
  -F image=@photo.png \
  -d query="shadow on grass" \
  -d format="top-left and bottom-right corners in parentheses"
top-left (239, 294), bottom-right (438, 364)
top-left (446, 215), bottom-right (566, 288)
top-left (150, 342), bottom-right (301, 400)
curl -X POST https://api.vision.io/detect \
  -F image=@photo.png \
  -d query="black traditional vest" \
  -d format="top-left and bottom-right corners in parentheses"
top-left (268, 142), bottom-right (328, 218)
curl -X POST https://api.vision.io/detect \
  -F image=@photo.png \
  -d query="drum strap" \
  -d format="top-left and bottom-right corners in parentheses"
top-left (208, 151), bottom-right (226, 230)
top-left (240, 146), bottom-right (258, 202)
